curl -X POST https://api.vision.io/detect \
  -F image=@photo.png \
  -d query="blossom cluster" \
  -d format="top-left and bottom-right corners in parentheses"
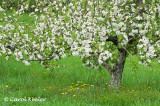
top-left (0, 0), bottom-right (159, 69)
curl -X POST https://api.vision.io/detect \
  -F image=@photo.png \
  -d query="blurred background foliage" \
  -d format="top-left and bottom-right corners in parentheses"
top-left (0, 0), bottom-right (55, 12)
top-left (0, 0), bottom-right (157, 12)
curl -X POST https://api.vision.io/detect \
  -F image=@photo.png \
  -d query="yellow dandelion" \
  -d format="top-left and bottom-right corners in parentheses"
top-left (65, 92), bottom-right (68, 95)
top-left (6, 85), bottom-right (8, 88)
top-left (83, 84), bottom-right (89, 86)
top-left (62, 93), bottom-right (64, 95)
top-left (73, 95), bottom-right (76, 97)
top-left (90, 85), bottom-right (94, 87)
top-left (69, 89), bottom-right (72, 91)
top-left (148, 87), bottom-right (151, 89)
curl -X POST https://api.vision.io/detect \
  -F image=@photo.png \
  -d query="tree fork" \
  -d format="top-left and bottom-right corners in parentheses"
top-left (102, 48), bottom-right (127, 88)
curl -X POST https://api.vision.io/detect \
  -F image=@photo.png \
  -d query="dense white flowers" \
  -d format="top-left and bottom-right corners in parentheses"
top-left (88, 1), bottom-right (93, 6)
top-left (102, 10), bottom-right (108, 16)
top-left (0, 6), bottom-right (4, 12)
top-left (136, 15), bottom-right (143, 20)
top-left (98, 51), bottom-right (113, 64)
top-left (0, 0), bottom-right (159, 69)
top-left (3, 24), bottom-right (15, 32)
top-left (23, 60), bottom-right (30, 66)
top-left (146, 46), bottom-right (156, 58)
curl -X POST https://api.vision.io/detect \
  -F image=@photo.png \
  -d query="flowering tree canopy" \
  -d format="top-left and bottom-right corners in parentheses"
top-left (0, 0), bottom-right (160, 88)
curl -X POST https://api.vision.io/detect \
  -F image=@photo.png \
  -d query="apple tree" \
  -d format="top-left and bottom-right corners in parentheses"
top-left (0, 0), bottom-right (160, 88)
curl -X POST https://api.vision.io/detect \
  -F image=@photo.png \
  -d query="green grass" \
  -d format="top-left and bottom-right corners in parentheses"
top-left (0, 11), bottom-right (160, 106)
top-left (0, 55), bottom-right (160, 106)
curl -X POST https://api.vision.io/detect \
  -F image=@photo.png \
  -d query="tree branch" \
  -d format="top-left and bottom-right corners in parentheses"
top-left (91, 51), bottom-right (112, 74)
top-left (106, 36), bottom-right (118, 46)
top-left (102, 61), bottom-right (112, 75)
top-left (128, 36), bottom-right (141, 44)
top-left (23, 56), bottom-right (54, 62)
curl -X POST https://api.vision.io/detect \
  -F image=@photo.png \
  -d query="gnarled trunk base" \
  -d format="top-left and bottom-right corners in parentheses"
top-left (103, 49), bottom-right (126, 88)
top-left (109, 65), bottom-right (123, 88)
top-left (110, 49), bottom-right (126, 88)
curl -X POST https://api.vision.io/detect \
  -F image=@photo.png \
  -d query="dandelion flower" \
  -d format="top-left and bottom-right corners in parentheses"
top-left (65, 92), bottom-right (68, 95)
top-left (90, 85), bottom-right (94, 87)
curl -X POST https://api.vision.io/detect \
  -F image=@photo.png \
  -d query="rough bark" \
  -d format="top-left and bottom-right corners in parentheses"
top-left (103, 49), bottom-right (126, 88)
top-left (110, 49), bottom-right (126, 88)
top-left (103, 0), bottom-right (143, 88)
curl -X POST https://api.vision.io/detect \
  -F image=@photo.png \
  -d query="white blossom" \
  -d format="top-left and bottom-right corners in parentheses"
top-left (0, 6), bottom-right (4, 12)
top-left (23, 60), bottom-right (30, 66)
top-left (136, 15), bottom-right (143, 20)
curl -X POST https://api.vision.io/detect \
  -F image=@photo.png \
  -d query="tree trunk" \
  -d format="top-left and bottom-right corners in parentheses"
top-left (108, 49), bottom-right (126, 88)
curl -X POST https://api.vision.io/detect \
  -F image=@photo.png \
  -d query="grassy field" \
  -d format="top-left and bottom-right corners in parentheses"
top-left (0, 55), bottom-right (160, 106)
top-left (0, 11), bottom-right (160, 106)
